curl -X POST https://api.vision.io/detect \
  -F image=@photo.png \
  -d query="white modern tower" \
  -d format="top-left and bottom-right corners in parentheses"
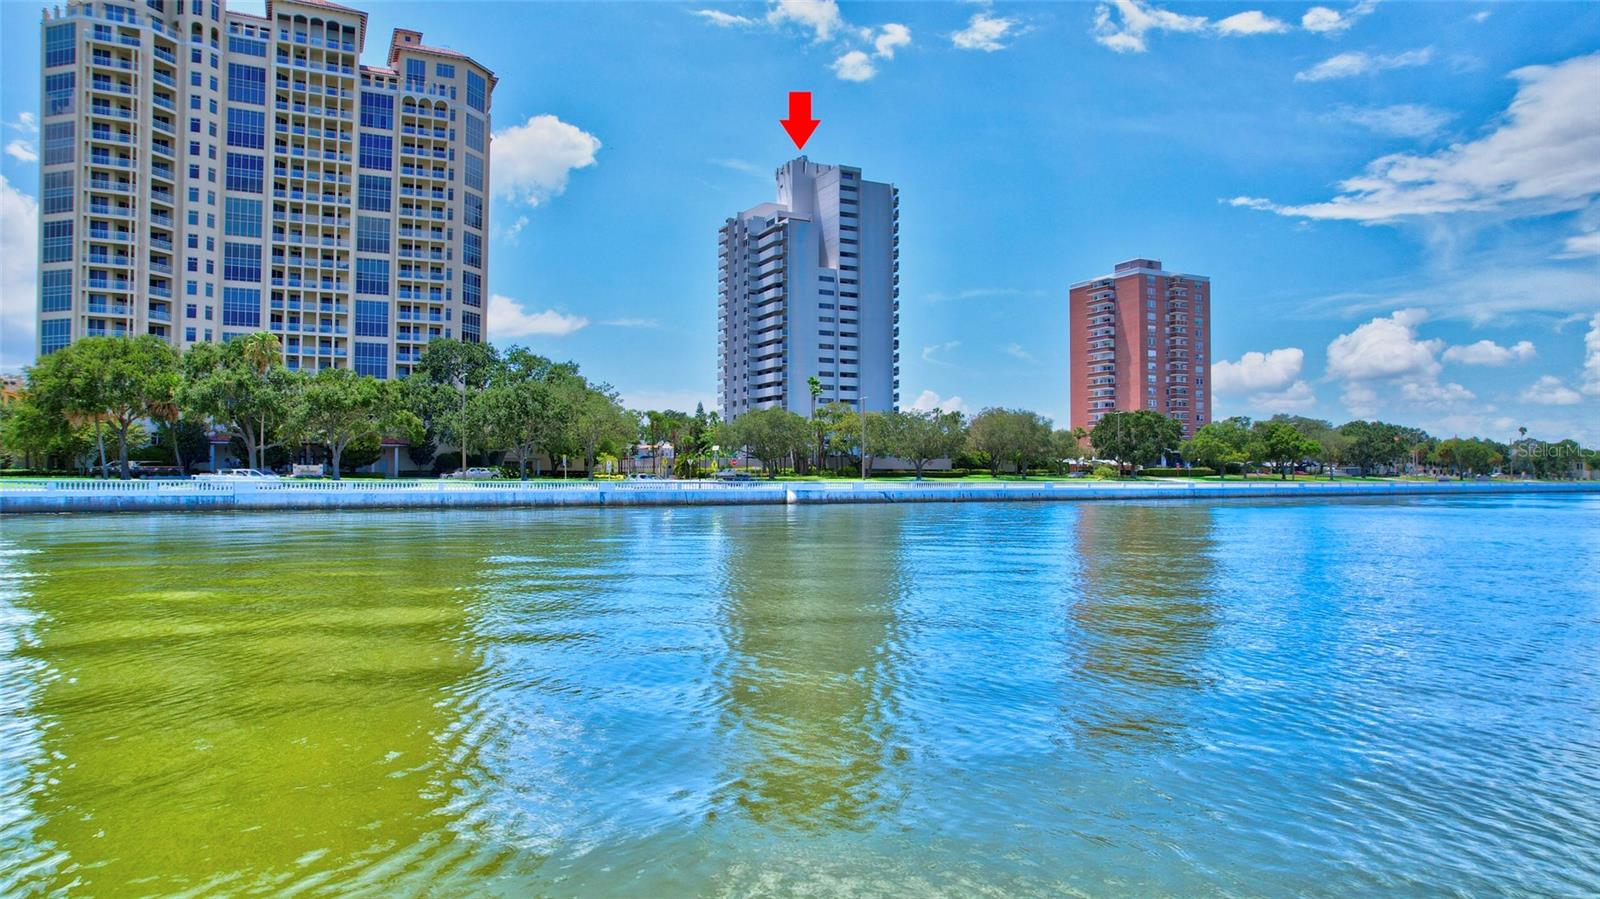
top-left (717, 157), bottom-right (900, 421)
top-left (36, 0), bottom-right (495, 378)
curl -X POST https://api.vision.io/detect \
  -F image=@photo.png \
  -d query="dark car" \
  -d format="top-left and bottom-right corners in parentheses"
top-left (129, 463), bottom-right (187, 479)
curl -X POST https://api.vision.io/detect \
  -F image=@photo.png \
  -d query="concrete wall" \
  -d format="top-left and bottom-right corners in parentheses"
top-left (2, 478), bottom-right (1596, 514)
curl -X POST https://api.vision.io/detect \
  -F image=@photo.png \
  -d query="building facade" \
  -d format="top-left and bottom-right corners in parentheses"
top-left (1068, 258), bottom-right (1211, 439)
top-left (36, 0), bottom-right (494, 378)
top-left (717, 157), bottom-right (900, 421)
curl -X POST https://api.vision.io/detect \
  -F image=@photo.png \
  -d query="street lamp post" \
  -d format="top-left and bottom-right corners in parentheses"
top-left (859, 395), bottom-right (868, 480)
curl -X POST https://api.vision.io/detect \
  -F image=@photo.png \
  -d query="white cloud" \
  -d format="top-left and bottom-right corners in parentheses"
top-left (600, 317), bottom-right (662, 329)
top-left (767, 0), bottom-right (847, 42)
top-left (1003, 342), bottom-right (1035, 363)
top-left (487, 295), bottom-right (589, 338)
top-left (1520, 375), bottom-right (1582, 406)
top-left (4, 112), bottom-right (38, 163)
top-left (1247, 53), bottom-right (1600, 223)
top-left (0, 175), bottom-right (39, 370)
top-left (1471, 10), bottom-right (1491, 24)
top-left (693, 9), bottom-right (757, 27)
top-left (952, 13), bottom-right (1021, 52)
top-left (1556, 231), bottom-right (1600, 258)
top-left (1215, 10), bottom-right (1290, 35)
top-left (1299, 261), bottom-right (1600, 323)
top-left (1583, 313), bottom-right (1600, 397)
top-left (1092, 0), bottom-right (1207, 53)
top-left (1442, 339), bottom-right (1536, 366)
top-left (908, 389), bottom-right (969, 415)
top-left (1301, 0), bottom-right (1380, 34)
top-left (1211, 347), bottom-right (1305, 393)
top-left (831, 50), bottom-right (875, 81)
top-left (1327, 103), bottom-right (1453, 139)
top-left (1326, 308), bottom-right (1478, 415)
top-left (1251, 380), bottom-right (1319, 412)
top-left (921, 340), bottom-right (960, 366)
top-left (873, 23), bottom-right (910, 59)
top-left (1326, 308), bottom-right (1442, 382)
top-left (491, 115), bottom-right (601, 207)
top-left (1295, 47), bottom-right (1432, 82)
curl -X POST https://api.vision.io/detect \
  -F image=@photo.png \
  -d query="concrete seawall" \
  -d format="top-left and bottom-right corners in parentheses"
top-left (2, 477), bottom-right (1596, 514)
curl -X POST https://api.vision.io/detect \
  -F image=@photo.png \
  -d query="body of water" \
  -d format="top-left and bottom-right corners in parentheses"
top-left (2, 496), bottom-right (1598, 896)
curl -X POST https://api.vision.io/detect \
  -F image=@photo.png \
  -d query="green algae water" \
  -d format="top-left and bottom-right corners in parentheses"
top-left (2, 496), bottom-right (1598, 896)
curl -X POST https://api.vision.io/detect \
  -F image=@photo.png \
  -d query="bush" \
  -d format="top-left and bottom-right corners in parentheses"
top-left (1141, 467), bottom-right (1216, 478)
top-left (1092, 465), bottom-right (1119, 480)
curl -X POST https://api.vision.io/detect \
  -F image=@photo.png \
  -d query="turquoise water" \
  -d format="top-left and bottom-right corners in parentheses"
top-left (2, 495), bottom-right (1598, 896)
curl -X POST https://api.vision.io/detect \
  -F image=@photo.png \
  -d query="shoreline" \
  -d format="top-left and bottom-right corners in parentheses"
top-left (1, 477), bottom-right (1595, 514)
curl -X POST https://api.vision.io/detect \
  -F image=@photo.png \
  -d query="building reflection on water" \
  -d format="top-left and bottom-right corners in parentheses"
top-left (710, 506), bottom-right (909, 830)
top-left (1066, 502), bottom-right (1221, 752)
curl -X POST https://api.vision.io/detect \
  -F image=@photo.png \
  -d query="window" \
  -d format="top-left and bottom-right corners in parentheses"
top-left (463, 271), bottom-right (481, 308)
top-left (221, 286), bottom-right (260, 327)
top-left (186, 304), bottom-right (198, 319)
top-left (225, 107), bottom-right (264, 149)
top-left (356, 216), bottom-right (390, 253)
top-left (355, 258), bottom-right (389, 295)
top-left (464, 115), bottom-right (484, 152)
top-left (354, 341), bottom-right (387, 378)
top-left (45, 24), bottom-right (75, 67)
top-left (41, 270), bottom-right (72, 313)
top-left (464, 153), bottom-right (483, 191)
top-left (43, 222), bottom-right (72, 263)
top-left (226, 64), bottom-right (265, 105)
top-left (463, 193), bottom-right (482, 230)
top-left (43, 122), bottom-right (74, 165)
top-left (463, 232), bottom-right (481, 269)
top-left (462, 311), bottom-right (481, 343)
top-left (360, 92), bottom-right (393, 129)
top-left (358, 133), bottom-right (391, 170)
top-left (224, 197), bottom-right (261, 237)
top-left (355, 299), bottom-right (388, 336)
top-left (405, 59), bottom-right (425, 89)
top-left (41, 319), bottom-right (72, 354)
top-left (45, 73), bottom-right (74, 115)
top-left (43, 172), bottom-right (73, 214)
top-left (225, 153), bottom-right (263, 193)
top-left (435, 62), bottom-right (456, 79)
top-left (227, 35), bottom-right (266, 56)
top-left (222, 242), bottom-right (260, 281)
top-left (357, 175), bottom-right (390, 212)
top-left (466, 71), bottom-right (486, 111)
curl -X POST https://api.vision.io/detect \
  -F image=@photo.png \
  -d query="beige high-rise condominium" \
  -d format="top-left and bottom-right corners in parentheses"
top-left (36, 0), bottom-right (495, 378)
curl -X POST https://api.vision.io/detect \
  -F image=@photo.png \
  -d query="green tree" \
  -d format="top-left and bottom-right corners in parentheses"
top-left (571, 385), bottom-right (637, 479)
top-left (476, 377), bottom-right (571, 479)
top-left (967, 408), bottom-right (1052, 477)
top-left (724, 407), bottom-right (811, 477)
top-left (289, 368), bottom-right (419, 479)
top-left (1088, 409), bottom-right (1182, 476)
top-left (1182, 423), bottom-right (1247, 479)
top-left (180, 335), bottom-right (299, 471)
top-left (881, 409), bottom-right (966, 479)
top-left (29, 335), bottom-right (181, 479)
top-left (1249, 420), bottom-right (1321, 480)
top-left (409, 339), bottom-right (501, 472)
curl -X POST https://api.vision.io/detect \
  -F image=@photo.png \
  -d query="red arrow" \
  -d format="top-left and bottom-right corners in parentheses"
top-left (780, 91), bottom-right (820, 150)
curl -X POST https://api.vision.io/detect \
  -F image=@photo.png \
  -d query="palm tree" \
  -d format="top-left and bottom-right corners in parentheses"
top-left (807, 375), bottom-right (822, 472)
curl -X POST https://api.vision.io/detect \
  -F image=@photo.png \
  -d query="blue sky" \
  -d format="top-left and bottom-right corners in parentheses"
top-left (3, 0), bottom-right (1598, 443)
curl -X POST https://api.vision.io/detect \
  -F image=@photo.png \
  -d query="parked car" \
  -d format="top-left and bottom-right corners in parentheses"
top-left (445, 467), bottom-right (500, 480)
top-left (628, 473), bottom-right (661, 480)
top-left (128, 462), bottom-right (187, 480)
top-left (714, 470), bottom-right (756, 482)
top-left (196, 468), bottom-right (281, 479)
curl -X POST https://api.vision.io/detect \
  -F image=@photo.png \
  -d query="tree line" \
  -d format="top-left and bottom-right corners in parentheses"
top-left (0, 333), bottom-right (636, 480)
top-left (3, 334), bottom-right (1594, 481)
